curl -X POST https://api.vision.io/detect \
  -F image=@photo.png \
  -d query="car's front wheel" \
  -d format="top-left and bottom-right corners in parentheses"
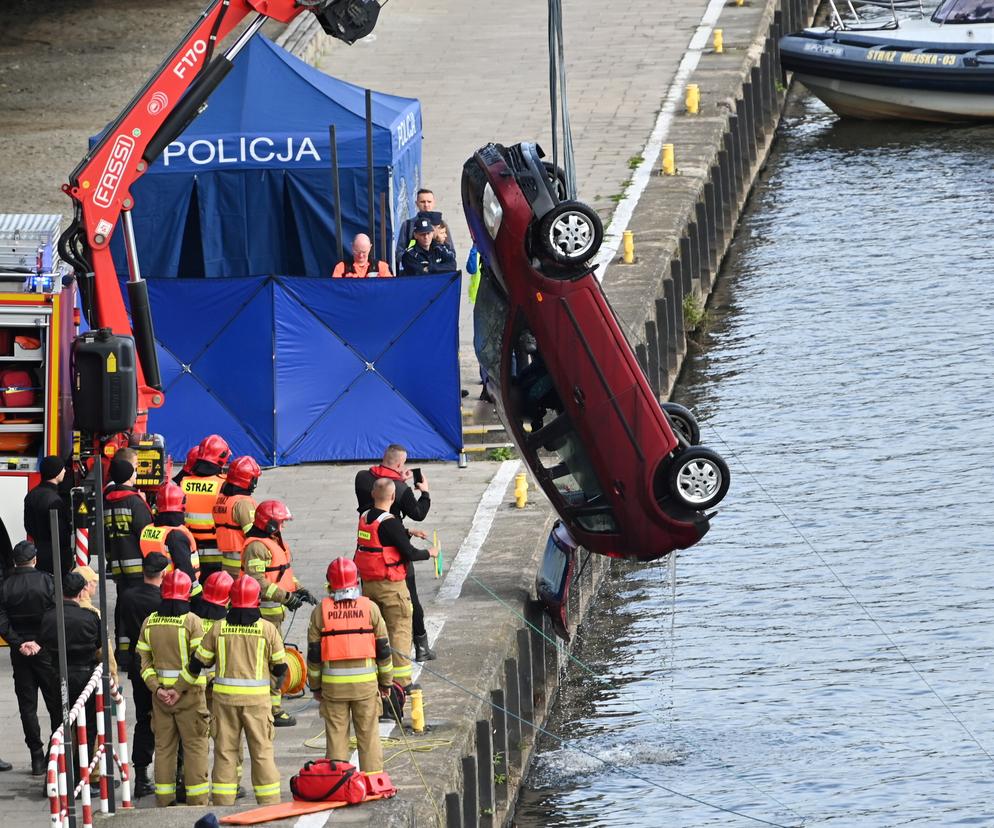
top-left (661, 402), bottom-right (700, 445)
top-left (536, 200), bottom-right (603, 267)
top-left (667, 447), bottom-right (729, 510)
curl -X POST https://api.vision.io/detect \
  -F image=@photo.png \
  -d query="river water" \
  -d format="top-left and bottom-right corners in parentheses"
top-left (515, 94), bottom-right (994, 827)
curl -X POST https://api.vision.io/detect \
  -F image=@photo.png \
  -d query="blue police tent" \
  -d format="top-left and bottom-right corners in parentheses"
top-left (133, 273), bottom-right (462, 463)
top-left (101, 35), bottom-right (422, 278)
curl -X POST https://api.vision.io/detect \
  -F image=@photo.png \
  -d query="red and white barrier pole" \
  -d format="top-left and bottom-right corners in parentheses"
top-left (74, 528), bottom-right (89, 567)
top-left (113, 683), bottom-right (132, 808)
top-left (76, 704), bottom-right (92, 828)
top-left (94, 680), bottom-right (107, 812)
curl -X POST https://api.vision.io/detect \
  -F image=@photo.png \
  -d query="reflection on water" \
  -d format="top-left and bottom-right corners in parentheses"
top-left (515, 95), bottom-right (994, 826)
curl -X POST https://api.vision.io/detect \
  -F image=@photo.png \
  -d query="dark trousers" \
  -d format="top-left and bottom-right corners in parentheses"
top-left (113, 576), bottom-right (142, 669)
top-left (11, 648), bottom-right (61, 753)
top-left (130, 672), bottom-right (154, 769)
top-left (406, 568), bottom-right (426, 639)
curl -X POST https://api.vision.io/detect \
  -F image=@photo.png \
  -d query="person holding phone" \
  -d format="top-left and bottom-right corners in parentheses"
top-left (354, 444), bottom-right (435, 661)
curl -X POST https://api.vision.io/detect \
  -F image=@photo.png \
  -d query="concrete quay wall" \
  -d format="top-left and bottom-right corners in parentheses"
top-left (277, 2), bottom-right (819, 826)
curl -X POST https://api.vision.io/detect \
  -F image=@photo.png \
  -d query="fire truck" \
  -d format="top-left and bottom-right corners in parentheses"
top-left (0, 1), bottom-right (383, 558)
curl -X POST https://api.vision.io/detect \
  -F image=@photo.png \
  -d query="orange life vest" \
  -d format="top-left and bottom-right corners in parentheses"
top-left (182, 474), bottom-right (224, 558)
top-left (213, 493), bottom-right (255, 564)
top-left (354, 511), bottom-right (406, 582)
top-left (250, 535), bottom-right (296, 592)
top-left (139, 524), bottom-right (201, 579)
top-left (319, 596), bottom-right (376, 661)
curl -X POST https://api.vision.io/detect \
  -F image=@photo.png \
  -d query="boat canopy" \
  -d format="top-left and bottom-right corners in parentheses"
top-left (932, 0), bottom-right (994, 23)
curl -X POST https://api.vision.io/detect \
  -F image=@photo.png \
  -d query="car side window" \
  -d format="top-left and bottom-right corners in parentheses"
top-left (473, 267), bottom-right (507, 382)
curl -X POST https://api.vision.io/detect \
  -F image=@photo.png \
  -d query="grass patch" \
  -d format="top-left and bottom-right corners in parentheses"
top-left (627, 154), bottom-right (644, 170)
top-left (488, 446), bottom-right (515, 461)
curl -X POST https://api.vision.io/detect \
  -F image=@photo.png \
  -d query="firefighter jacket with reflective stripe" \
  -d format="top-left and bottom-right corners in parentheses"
top-left (354, 511), bottom-right (406, 582)
top-left (140, 524), bottom-right (201, 580)
top-left (181, 475), bottom-right (224, 560)
top-left (136, 611), bottom-right (205, 693)
top-left (177, 618), bottom-right (285, 706)
top-left (213, 493), bottom-right (256, 568)
top-left (306, 596), bottom-right (392, 700)
top-left (243, 535), bottom-right (297, 618)
top-left (104, 486), bottom-right (153, 580)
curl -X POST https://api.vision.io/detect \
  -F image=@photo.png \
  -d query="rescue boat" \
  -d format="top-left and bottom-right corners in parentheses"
top-left (780, 0), bottom-right (994, 122)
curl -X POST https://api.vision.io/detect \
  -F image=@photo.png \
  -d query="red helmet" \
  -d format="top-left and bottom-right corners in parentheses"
top-left (327, 557), bottom-right (359, 592)
top-left (202, 571), bottom-right (234, 607)
top-left (229, 575), bottom-right (260, 609)
top-left (226, 456), bottom-right (261, 489)
top-left (182, 446), bottom-right (200, 474)
top-left (198, 434), bottom-right (230, 466)
top-left (155, 482), bottom-right (185, 514)
top-left (253, 500), bottom-right (292, 534)
top-left (161, 570), bottom-right (192, 601)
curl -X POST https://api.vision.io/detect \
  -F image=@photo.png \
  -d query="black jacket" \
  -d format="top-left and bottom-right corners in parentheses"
top-left (0, 566), bottom-right (55, 646)
top-left (400, 241), bottom-right (456, 276)
top-left (40, 600), bottom-right (102, 670)
top-left (355, 467), bottom-right (430, 522)
top-left (364, 507), bottom-right (430, 565)
top-left (117, 582), bottom-right (162, 676)
top-left (156, 514), bottom-right (199, 585)
top-left (23, 481), bottom-right (72, 575)
top-left (103, 484), bottom-right (153, 578)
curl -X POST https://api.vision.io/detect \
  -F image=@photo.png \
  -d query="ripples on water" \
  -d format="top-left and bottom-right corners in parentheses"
top-left (515, 96), bottom-right (994, 826)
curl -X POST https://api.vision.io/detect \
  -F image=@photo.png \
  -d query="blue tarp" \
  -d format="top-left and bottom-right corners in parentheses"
top-left (97, 35), bottom-right (423, 278)
top-left (134, 274), bottom-right (460, 464)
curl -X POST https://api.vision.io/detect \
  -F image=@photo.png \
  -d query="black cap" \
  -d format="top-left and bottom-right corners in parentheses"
top-left (40, 455), bottom-right (65, 480)
top-left (142, 552), bottom-right (169, 577)
top-left (63, 572), bottom-right (87, 599)
top-left (12, 540), bottom-right (37, 564)
top-left (109, 457), bottom-right (135, 485)
top-left (413, 216), bottom-right (433, 234)
top-left (427, 210), bottom-right (443, 226)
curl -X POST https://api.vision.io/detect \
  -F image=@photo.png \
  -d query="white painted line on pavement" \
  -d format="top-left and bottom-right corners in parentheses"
top-left (593, 0), bottom-right (728, 280)
top-left (303, 459), bottom-right (521, 826)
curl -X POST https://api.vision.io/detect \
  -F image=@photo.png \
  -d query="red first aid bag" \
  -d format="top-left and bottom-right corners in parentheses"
top-left (0, 369), bottom-right (35, 407)
top-left (290, 760), bottom-right (368, 804)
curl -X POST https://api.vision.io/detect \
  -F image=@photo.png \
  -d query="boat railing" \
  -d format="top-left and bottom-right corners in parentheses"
top-left (827, 0), bottom-right (934, 30)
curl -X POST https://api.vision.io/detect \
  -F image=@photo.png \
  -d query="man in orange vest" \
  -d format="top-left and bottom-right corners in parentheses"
top-left (213, 456), bottom-right (262, 577)
top-left (331, 233), bottom-right (393, 278)
top-left (181, 434), bottom-right (230, 578)
top-left (242, 500), bottom-right (316, 726)
top-left (140, 482), bottom-right (202, 601)
top-left (355, 479), bottom-right (437, 708)
top-left (307, 558), bottom-right (393, 772)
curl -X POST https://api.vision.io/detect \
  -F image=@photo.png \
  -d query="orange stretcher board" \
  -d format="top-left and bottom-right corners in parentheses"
top-left (220, 793), bottom-right (388, 825)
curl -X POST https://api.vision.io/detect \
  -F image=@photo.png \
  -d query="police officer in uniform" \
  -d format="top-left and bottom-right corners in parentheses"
top-left (181, 434), bottom-right (230, 578)
top-left (308, 558), bottom-right (392, 773)
top-left (242, 500), bottom-right (316, 726)
top-left (0, 541), bottom-right (58, 774)
top-left (399, 215), bottom-right (456, 275)
top-left (176, 575), bottom-right (286, 806)
top-left (139, 482), bottom-right (202, 601)
top-left (213, 456), bottom-right (261, 578)
top-left (135, 570), bottom-right (210, 807)
top-left (355, 479), bottom-right (437, 707)
top-left (117, 552), bottom-right (168, 799)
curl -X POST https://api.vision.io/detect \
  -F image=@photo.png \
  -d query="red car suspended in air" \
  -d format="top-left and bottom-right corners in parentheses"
top-left (462, 141), bottom-right (729, 562)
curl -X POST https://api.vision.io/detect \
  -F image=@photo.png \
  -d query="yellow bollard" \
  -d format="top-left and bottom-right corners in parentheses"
top-left (409, 686), bottom-right (425, 733)
top-left (686, 83), bottom-right (700, 115)
top-left (514, 472), bottom-right (528, 508)
top-left (714, 29), bottom-right (723, 53)
top-left (662, 143), bottom-right (676, 176)
top-left (622, 230), bottom-right (635, 264)
top-left (735, 0), bottom-right (744, 6)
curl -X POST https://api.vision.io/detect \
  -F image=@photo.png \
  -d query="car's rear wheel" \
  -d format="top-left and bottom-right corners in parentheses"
top-left (667, 447), bottom-right (729, 510)
top-left (536, 200), bottom-right (603, 266)
top-left (661, 402), bottom-right (700, 445)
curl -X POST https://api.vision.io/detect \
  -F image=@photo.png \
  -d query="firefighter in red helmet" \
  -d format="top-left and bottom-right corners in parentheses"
top-left (181, 434), bottom-right (230, 577)
top-left (307, 557), bottom-right (393, 773)
top-left (242, 499), bottom-right (316, 726)
top-left (139, 482), bottom-right (202, 600)
top-left (135, 570), bottom-right (210, 807)
top-left (172, 446), bottom-right (199, 485)
top-left (176, 575), bottom-right (286, 805)
top-left (194, 570), bottom-right (233, 707)
top-left (214, 456), bottom-right (262, 577)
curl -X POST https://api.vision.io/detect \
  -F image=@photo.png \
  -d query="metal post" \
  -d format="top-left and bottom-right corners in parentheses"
top-left (329, 125), bottom-right (345, 264)
top-left (365, 89), bottom-right (376, 254)
top-left (490, 689), bottom-right (508, 806)
top-left (461, 755), bottom-right (478, 827)
top-left (476, 720), bottom-right (495, 827)
top-left (91, 459), bottom-right (116, 812)
top-left (51, 509), bottom-right (78, 828)
top-left (379, 191), bottom-right (388, 264)
top-left (503, 658), bottom-right (521, 767)
top-left (445, 792), bottom-right (462, 828)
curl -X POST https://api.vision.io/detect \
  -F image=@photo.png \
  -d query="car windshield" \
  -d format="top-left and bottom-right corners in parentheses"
top-left (933, 0), bottom-right (994, 22)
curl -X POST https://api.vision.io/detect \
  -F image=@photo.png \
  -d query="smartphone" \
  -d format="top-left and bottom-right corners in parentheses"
top-left (411, 467), bottom-right (424, 486)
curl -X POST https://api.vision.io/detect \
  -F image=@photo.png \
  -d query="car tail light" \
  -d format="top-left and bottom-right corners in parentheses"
top-left (483, 182), bottom-right (503, 238)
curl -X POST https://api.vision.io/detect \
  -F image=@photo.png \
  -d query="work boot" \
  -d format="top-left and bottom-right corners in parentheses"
top-left (30, 749), bottom-right (46, 776)
top-left (413, 634), bottom-right (436, 662)
top-left (133, 766), bottom-right (155, 799)
top-left (273, 708), bottom-right (297, 727)
top-left (236, 784), bottom-right (247, 800)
